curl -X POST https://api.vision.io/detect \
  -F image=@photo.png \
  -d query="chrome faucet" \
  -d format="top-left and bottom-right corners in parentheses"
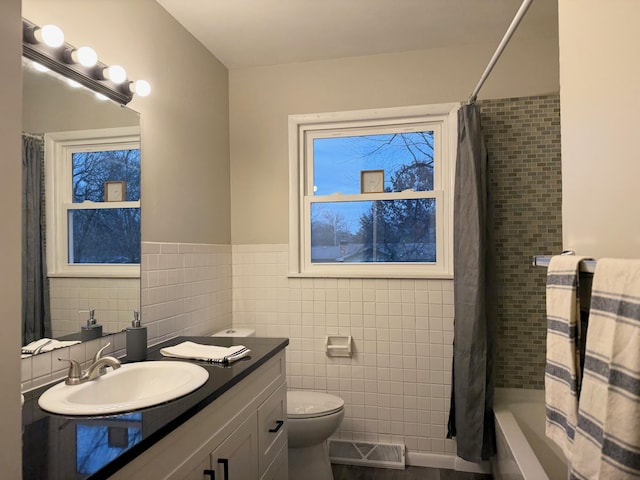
top-left (59, 343), bottom-right (121, 385)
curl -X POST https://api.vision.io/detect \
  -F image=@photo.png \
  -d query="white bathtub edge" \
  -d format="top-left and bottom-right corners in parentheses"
top-left (493, 404), bottom-right (551, 480)
top-left (495, 387), bottom-right (545, 406)
top-left (406, 452), bottom-right (491, 474)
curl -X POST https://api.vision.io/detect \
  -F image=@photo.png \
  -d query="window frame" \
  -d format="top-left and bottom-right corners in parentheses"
top-left (45, 127), bottom-right (141, 278)
top-left (288, 103), bottom-right (459, 278)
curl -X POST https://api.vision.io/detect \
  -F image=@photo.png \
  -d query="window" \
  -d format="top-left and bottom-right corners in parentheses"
top-left (45, 127), bottom-right (140, 277)
top-left (289, 104), bottom-right (458, 278)
top-left (76, 412), bottom-right (142, 475)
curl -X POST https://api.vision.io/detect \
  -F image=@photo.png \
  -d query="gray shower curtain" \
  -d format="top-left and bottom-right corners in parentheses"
top-left (446, 104), bottom-right (496, 462)
top-left (22, 134), bottom-right (51, 345)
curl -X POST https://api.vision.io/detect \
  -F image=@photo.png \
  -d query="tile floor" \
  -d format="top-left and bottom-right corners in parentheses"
top-left (331, 464), bottom-right (493, 479)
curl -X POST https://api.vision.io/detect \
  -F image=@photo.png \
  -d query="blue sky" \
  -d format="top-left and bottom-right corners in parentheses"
top-left (311, 132), bottom-right (434, 233)
top-left (313, 135), bottom-right (391, 195)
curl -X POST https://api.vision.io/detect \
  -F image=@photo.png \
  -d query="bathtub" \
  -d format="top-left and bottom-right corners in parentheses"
top-left (492, 388), bottom-right (568, 480)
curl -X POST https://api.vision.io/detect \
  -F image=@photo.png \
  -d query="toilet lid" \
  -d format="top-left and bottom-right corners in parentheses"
top-left (287, 391), bottom-right (344, 419)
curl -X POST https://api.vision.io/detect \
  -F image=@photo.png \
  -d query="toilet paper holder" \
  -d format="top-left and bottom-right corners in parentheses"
top-left (325, 335), bottom-right (353, 357)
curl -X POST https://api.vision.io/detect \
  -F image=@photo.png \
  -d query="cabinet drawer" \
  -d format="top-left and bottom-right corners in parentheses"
top-left (257, 382), bottom-right (287, 476)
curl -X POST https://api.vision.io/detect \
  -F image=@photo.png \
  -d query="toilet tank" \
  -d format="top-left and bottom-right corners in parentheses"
top-left (211, 328), bottom-right (256, 337)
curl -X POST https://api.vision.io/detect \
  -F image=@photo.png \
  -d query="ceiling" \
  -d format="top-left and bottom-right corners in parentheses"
top-left (156, 0), bottom-right (558, 70)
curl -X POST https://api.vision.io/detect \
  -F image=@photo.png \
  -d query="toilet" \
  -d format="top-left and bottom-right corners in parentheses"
top-left (212, 328), bottom-right (345, 479)
top-left (287, 390), bottom-right (345, 480)
top-left (211, 328), bottom-right (256, 338)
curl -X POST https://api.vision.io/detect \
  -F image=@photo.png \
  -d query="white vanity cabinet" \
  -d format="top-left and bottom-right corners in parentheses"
top-left (257, 382), bottom-right (287, 477)
top-left (109, 350), bottom-right (287, 480)
top-left (204, 411), bottom-right (259, 479)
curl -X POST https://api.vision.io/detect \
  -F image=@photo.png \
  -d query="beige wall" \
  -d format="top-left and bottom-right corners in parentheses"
top-left (0, 0), bottom-right (23, 476)
top-left (23, 0), bottom-right (231, 245)
top-left (229, 36), bottom-right (559, 244)
top-left (559, 0), bottom-right (640, 258)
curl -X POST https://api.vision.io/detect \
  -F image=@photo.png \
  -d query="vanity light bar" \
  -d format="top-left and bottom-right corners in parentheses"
top-left (22, 18), bottom-right (150, 106)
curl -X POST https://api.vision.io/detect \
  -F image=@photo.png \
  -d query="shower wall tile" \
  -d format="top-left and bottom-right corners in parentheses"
top-left (232, 243), bottom-right (457, 456)
top-left (479, 94), bottom-right (562, 389)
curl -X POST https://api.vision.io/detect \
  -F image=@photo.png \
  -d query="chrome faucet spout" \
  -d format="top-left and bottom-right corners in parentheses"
top-left (85, 356), bottom-right (121, 381)
top-left (59, 353), bottom-right (121, 385)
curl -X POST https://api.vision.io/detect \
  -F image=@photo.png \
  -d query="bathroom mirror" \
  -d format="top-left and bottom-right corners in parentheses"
top-left (22, 57), bottom-right (141, 348)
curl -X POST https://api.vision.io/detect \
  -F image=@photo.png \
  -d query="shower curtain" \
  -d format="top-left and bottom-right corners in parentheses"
top-left (446, 104), bottom-right (496, 462)
top-left (22, 134), bottom-right (51, 345)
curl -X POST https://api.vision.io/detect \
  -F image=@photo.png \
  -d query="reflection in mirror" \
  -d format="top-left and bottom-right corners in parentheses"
top-left (22, 57), bottom-right (141, 353)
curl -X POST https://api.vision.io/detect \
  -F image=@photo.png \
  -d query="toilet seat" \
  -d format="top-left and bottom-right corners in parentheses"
top-left (287, 391), bottom-right (344, 419)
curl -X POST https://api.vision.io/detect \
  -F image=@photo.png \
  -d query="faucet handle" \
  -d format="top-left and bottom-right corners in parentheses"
top-left (58, 358), bottom-right (82, 385)
top-left (93, 342), bottom-right (112, 363)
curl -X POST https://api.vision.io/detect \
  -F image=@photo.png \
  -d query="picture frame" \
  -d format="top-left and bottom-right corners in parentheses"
top-left (360, 169), bottom-right (385, 193)
top-left (104, 181), bottom-right (126, 202)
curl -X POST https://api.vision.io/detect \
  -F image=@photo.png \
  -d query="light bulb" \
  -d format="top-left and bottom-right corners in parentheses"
top-left (105, 65), bottom-right (127, 84)
top-left (37, 24), bottom-right (65, 48)
top-left (130, 80), bottom-right (151, 97)
top-left (72, 46), bottom-right (98, 67)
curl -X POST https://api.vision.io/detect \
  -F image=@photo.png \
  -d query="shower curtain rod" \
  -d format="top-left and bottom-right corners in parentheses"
top-left (22, 131), bottom-right (43, 139)
top-left (467, 0), bottom-right (534, 104)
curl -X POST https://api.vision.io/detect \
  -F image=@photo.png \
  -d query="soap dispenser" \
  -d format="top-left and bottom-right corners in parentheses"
top-left (126, 310), bottom-right (147, 362)
top-left (80, 309), bottom-right (103, 341)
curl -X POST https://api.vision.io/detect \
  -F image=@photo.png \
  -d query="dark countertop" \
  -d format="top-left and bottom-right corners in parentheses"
top-left (22, 336), bottom-right (289, 480)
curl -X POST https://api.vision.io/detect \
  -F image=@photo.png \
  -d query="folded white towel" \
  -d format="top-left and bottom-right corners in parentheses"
top-left (21, 338), bottom-right (82, 357)
top-left (160, 342), bottom-right (251, 364)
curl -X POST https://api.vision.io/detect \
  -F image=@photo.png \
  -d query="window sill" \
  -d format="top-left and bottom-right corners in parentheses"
top-left (48, 268), bottom-right (140, 279)
top-left (286, 271), bottom-right (453, 280)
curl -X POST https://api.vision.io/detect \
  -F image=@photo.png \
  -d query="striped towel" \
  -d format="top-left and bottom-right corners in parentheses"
top-left (570, 258), bottom-right (640, 480)
top-left (160, 341), bottom-right (251, 364)
top-left (21, 338), bottom-right (82, 358)
top-left (545, 255), bottom-right (590, 460)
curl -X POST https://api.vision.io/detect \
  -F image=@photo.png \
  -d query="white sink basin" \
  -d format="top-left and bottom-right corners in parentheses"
top-left (38, 361), bottom-right (209, 416)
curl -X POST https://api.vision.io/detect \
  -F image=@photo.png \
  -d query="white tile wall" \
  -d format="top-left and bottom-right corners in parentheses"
top-left (21, 241), bottom-right (232, 391)
top-left (232, 244), bottom-right (457, 456)
top-left (21, 332), bottom-right (126, 392)
top-left (141, 242), bottom-right (233, 345)
top-left (23, 240), bottom-right (454, 459)
top-left (49, 277), bottom-right (140, 337)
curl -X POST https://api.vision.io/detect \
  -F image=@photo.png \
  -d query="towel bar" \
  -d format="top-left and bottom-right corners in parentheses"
top-left (532, 255), bottom-right (596, 273)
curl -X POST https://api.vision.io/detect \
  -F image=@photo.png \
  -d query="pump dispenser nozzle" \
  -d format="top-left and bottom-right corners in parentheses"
top-left (80, 308), bottom-right (102, 341)
top-left (132, 310), bottom-right (141, 327)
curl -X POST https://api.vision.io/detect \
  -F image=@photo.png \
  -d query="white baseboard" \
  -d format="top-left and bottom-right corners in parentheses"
top-left (406, 452), bottom-right (491, 474)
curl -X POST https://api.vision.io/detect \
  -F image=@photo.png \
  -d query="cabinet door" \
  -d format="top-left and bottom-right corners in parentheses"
top-left (178, 457), bottom-right (213, 480)
top-left (210, 411), bottom-right (259, 480)
top-left (260, 443), bottom-right (288, 480)
top-left (257, 382), bottom-right (287, 476)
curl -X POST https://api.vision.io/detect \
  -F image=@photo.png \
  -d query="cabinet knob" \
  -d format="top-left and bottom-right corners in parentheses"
top-left (203, 469), bottom-right (215, 479)
top-left (268, 420), bottom-right (285, 433)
